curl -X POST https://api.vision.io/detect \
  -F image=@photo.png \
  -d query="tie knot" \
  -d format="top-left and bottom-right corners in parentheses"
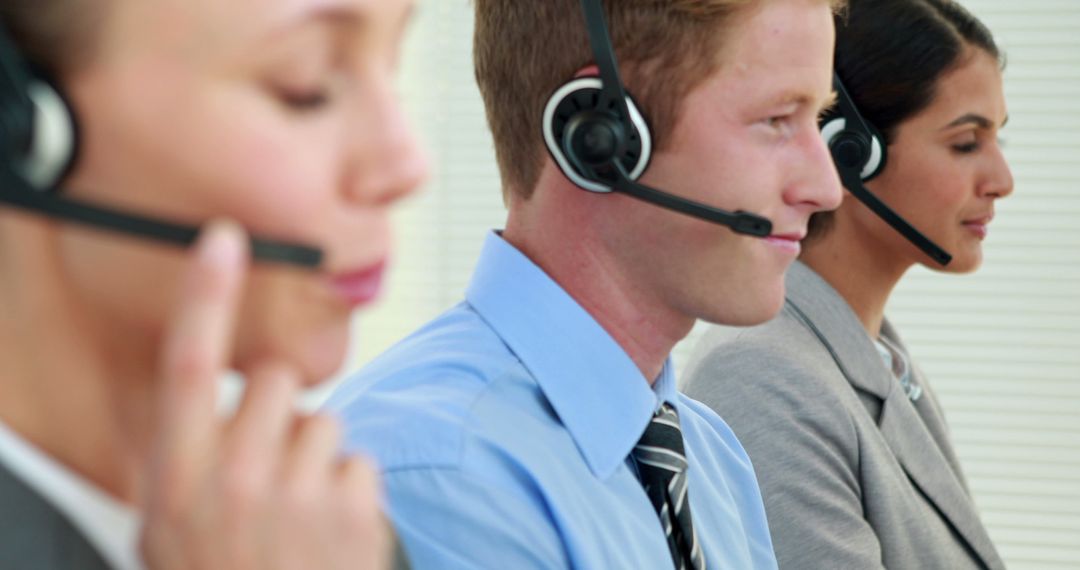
top-left (632, 403), bottom-right (688, 476)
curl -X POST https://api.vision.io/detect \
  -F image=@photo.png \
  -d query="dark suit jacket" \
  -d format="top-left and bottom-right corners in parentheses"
top-left (0, 453), bottom-right (412, 570)
top-left (0, 459), bottom-right (112, 570)
top-left (683, 261), bottom-right (1004, 569)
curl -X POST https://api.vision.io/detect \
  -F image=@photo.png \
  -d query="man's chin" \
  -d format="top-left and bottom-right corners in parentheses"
top-left (701, 293), bottom-right (785, 328)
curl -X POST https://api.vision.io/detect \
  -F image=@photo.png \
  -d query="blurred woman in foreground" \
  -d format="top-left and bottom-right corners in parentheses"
top-left (0, 0), bottom-right (427, 568)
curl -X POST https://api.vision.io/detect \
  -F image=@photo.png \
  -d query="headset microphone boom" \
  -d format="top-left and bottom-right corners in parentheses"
top-left (542, 0), bottom-right (773, 238)
top-left (819, 73), bottom-right (953, 266)
top-left (0, 25), bottom-right (323, 269)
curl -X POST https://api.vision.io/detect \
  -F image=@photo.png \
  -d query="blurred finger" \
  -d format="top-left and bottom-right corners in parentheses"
top-left (152, 221), bottom-right (248, 487)
top-left (335, 456), bottom-right (382, 533)
top-left (334, 456), bottom-right (387, 568)
top-left (222, 362), bottom-right (301, 480)
top-left (282, 413), bottom-right (343, 490)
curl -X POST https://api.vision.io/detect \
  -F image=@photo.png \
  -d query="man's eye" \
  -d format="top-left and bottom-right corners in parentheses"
top-left (765, 116), bottom-right (790, 129)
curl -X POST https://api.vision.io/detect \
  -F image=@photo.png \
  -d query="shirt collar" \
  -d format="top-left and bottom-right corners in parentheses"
top-left (0, 418), bottom-right (143, 570)
top-left (466, 231), bottom-right (672, 479)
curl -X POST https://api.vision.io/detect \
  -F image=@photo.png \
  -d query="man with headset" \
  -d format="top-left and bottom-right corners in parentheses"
top-left (326, 0), bottom-right (843, 567)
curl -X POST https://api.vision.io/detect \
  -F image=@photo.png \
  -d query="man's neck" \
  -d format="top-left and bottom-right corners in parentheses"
top-left (503, 192), bottom-right (692, 384)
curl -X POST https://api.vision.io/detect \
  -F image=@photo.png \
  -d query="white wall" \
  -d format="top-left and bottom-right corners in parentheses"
top-left (347, 2), bottom-right (1080, 567)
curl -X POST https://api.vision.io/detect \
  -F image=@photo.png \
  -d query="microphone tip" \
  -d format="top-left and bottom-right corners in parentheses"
top-left (734, 213), bottom-right (772, 237)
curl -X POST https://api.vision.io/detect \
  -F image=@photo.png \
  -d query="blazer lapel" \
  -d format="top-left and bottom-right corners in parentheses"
top-left (880, 320), bottom-right (970, 491)
top-left (877, 390), bottom-right (1002, 568)
top-left (0, 460), bottom-right (113, 570)
top-left (784, 262), bottom-right (1003, 569)
top-left (784, 262), bottom-right (895, 403)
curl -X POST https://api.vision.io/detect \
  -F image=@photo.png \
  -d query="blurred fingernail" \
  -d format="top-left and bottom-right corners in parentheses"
top-left (197, 220), bottom-right (247, 268)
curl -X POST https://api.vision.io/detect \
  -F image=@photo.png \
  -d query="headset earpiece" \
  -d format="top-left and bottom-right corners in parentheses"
top-left (17, 74), bottom-right (79, 190)
top-left (820, 113), bottom-right (886, 182)
top-left (0, 29), bottom-right (79, 191)
top-left (819, 75), bottom-right (887, 183)
top-left (543, 76), bottom-right (652, 193)
top-left (532, 0), bottom-right (773, 237)
top-left (0, 27), bottom-right (322, 268)
top-left (819, 72), bottom-right (952, 265)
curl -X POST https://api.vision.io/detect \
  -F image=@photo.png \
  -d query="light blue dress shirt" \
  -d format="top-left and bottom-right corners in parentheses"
top-left (325, 232), bottom-right (777, 569)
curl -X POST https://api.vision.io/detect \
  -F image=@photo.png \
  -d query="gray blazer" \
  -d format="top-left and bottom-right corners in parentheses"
top-left (682, 261), bottom-right (1004, 569)
top-left (0, 460), bottom-right (112, 570)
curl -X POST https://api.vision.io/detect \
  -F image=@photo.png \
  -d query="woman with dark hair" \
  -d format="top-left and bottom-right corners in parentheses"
top-left (682, 0), bottom-right (1013, 568)
top-left (0, 0), bottom-right (427, 568)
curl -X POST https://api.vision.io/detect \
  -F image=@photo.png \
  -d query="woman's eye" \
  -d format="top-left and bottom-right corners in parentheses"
top-left (952, 141), bottom-right (980, 154)
top-left (277, 88), bottom-right (332, 112)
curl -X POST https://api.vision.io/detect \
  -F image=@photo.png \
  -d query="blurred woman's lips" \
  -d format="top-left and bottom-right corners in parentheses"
top-left (327, 261), bottom-right (386, 308)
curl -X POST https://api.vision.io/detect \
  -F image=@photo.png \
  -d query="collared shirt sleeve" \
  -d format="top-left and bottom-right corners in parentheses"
top-left (385, 467), bottom-right (570, 569)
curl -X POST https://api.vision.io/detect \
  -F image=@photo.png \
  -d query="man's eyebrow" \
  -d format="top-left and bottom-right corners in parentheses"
top-left (763, 89), bottom-right (837, 112)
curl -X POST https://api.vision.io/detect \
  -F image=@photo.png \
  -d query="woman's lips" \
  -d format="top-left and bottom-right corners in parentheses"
top-left (327, 261), bottom-right (386, 307)
top-left (963, 216), bottom-right (993, 240)
top-left (764, 232), bottom-right (805, 256)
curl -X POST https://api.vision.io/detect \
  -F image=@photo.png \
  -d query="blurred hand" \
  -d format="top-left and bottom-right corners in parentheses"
top-left (138, 221), bottom-right (390, 570)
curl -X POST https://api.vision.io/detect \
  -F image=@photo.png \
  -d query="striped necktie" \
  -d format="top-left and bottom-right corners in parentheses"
top-left (632, 403), bottom-right (706, 570)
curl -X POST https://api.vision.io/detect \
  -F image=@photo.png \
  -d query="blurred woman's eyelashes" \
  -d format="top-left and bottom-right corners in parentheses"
top-left (274, 86), bottom-right (333, 111)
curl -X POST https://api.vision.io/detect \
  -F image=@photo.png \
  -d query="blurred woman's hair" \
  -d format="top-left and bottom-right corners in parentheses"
top-left (1, 0), bottom-right (103, 72)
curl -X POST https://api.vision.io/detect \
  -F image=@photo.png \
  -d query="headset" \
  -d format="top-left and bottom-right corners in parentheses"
top-left (0, 25), bottom-right (322, 269)
top-left (820, 73), bottom-right (952, 266)
top-left (541, 0), bottom-right (773, 238)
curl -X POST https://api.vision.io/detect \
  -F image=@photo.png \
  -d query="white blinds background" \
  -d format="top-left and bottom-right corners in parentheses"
top-left (351, 0), bottom-right (504, 364)
top-left (348, 1), bottom-right (1080, 567)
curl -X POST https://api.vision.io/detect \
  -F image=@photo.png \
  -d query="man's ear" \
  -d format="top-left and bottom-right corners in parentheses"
top-left (574, 64), bottom-right (601, 78)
